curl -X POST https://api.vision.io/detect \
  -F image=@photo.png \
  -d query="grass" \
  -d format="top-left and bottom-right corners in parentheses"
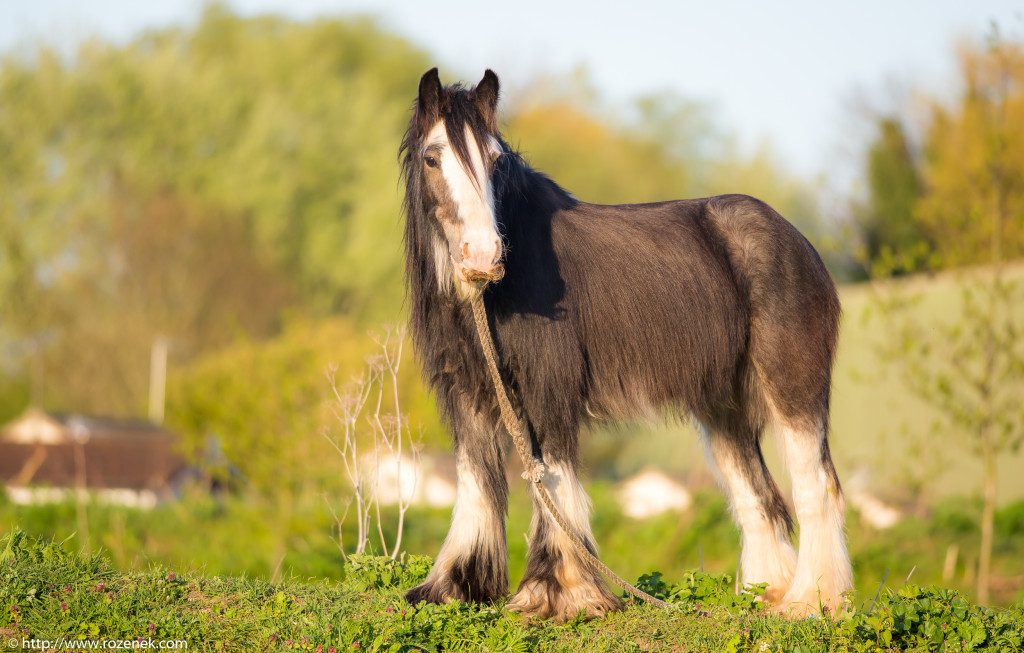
top-left (2, 486), bottom-right (1023, 613)
top-left (1, 529), bottom-right (1022, 652)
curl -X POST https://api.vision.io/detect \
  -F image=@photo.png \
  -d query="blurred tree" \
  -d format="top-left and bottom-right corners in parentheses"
top-left (2, 187), bottom-right (293, 416)
top-left (855, 117), bottom-right (931, 275)
top-left (166, 318), bottom-right (444, 498)
top-left (917, 38), bottom-right (1024, 267)
top-left (63, 190), bottom-right (292, 415)
top-left (866, 31), bottom-right (1024, 605)
top-left (504, 99), bottom-right (698, 204)
top-left (0, 4), bottom-right (430, 415)
top-left (0, 3), bottom-right (431, 315)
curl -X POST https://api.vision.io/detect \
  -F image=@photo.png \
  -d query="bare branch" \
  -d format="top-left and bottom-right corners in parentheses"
top-left (325, 327), bottom-right (422, 560)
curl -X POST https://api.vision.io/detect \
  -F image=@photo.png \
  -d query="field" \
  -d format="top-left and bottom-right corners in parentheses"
top-left (1, 269), bottom-right (1023, 650)
top-left (1, 529), bottom-right (1022, 652)
top-left (1, 479), bottom-right (1023, 612)
top-left (830, 267), bottom-right (1024, 503)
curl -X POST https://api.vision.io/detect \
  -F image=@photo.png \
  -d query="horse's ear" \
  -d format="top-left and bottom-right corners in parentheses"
top-left (417, 68), bottom-right (443, 132)
top-left (475, 69), bottom-right (500, 132)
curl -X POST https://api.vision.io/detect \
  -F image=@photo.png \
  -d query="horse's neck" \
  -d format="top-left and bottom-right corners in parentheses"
top-left (497, 161), bottom-right (572, 226)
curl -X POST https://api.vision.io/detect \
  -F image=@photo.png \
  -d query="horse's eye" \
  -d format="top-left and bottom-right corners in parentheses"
top-left (424, 155), bottom-right (439, 169)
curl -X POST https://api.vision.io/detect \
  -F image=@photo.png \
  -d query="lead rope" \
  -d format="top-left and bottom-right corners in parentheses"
top-left (469, 293), bottom-right (671, 610)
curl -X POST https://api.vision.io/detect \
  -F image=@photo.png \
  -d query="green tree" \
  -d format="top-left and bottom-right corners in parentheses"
top-left (856, 116), bottom-right (930, 274)
top-left (0, 5), bottom-right (431, 415)
top-left (866, 32), bottom-right (1024, 605)
top-left (166, 318), bottom-right (444, 498)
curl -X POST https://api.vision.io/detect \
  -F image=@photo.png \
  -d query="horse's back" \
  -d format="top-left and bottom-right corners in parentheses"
top-left (549, 197), bottom-right (749, 417)
top-left (544, 194), bottom-right (837, 420)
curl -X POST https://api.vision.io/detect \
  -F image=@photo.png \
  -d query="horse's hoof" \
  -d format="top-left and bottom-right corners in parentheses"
top-left (757, 584), bottom-right (789, 606)
top-left (771, 590), bottom-right (848, 619)
top-left (506, 577), bottom-right (621, 622)
top-left (405, 579), bottom-right (466, 605)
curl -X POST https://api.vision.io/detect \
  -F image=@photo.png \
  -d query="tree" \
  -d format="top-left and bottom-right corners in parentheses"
top-left (855, 117), bottom-right (931, 275)
top-left (866, 32), bottom-right (1024, 605)
top-left (916, 37), bottom-right (1024, 268)
top-left (918, 33), bottom-right (1024, 605)
top-left (503, 85), bottom-right (702, 204)
top-left (0, 5), bottom-right (431, 415)
top-left (43, 189), bottom-right (294, 415)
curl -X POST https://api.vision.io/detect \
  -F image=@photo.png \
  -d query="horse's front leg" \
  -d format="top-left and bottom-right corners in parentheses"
top-left (405, 395), bottom-right (508, 605)
top-left (507, 444), bottom-right (621, 622)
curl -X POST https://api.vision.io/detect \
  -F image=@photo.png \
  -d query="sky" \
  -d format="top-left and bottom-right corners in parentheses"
top-left (1, 0), bottom-right (1022, 186)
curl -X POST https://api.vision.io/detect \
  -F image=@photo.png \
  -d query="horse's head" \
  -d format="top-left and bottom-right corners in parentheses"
top-left (404, 68), bottom-right (505, 296)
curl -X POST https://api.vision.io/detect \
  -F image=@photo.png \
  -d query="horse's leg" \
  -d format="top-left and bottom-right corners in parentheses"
top-left (699, 409), bottom-right (797, 604)
top-left (751, 301), bottom-right (852, 614)
top-left (708, 193), bottom-right (851, 615)
top-left (772, 411), bottom-right (852, 616)
top-left (507, 440), bottom-right (620, 621)
top-left (405, 395), bottom-right (508, 605)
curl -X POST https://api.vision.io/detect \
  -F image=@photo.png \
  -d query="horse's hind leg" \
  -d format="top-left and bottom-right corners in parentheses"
top-left (507, 437), bottom-right (620, 622)
top-left (772, 410), bottom-right (852, 615)
top-left (405, 395), bottom-right (509, 605)
top-left (711, 194), bottom-right (852, 614)
top-left (754, 329), bottom-right (852, 614)
top-left (752, 300), bottom-right (852, 614)
top-left (699, 406), bottom-right (797, 604)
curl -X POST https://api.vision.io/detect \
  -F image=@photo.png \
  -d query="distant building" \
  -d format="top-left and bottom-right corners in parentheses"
top-left (0, 407), bottom-right (191, 509)
top-left (617, 468), bottom-right (693, 519)
top-left (846, 467), bottom-right (902, 530)
top-left (370, 452), bottom-right (457, 508)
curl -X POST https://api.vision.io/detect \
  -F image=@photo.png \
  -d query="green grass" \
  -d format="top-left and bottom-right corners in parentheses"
top-left (2, 486), bottom-right (1024, 614)
top-left (1, 530), bottom-right (1022, 652)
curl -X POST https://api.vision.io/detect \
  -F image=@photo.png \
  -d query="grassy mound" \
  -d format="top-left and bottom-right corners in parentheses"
top-left (1, 530), bottom-right (1021, 652)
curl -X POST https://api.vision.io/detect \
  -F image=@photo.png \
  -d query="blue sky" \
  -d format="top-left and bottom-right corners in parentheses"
top-left (2, 0), bottom-right (1022, 185)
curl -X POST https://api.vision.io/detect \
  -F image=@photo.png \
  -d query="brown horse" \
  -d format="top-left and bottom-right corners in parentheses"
top-left (400, 68), bottom-right (852, 621)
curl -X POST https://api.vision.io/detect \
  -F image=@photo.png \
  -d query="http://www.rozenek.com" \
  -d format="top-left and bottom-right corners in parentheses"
top-left (8, 638), bottom-right (188, 650)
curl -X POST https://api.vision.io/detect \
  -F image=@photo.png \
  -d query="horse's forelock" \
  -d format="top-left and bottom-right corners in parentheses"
top-left (402, 82), bottom-right (495, 190)
top-left (438, 86), bottom-right (496, 194)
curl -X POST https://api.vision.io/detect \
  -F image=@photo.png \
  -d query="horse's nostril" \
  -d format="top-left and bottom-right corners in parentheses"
top-left (462, 242), bottom-right (471, 260)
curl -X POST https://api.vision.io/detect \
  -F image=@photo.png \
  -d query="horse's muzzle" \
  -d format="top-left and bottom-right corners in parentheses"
top-left (463, 264), bottom-right (505, 285)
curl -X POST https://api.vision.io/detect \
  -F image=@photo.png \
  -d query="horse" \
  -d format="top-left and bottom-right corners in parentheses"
top-left (399, 68), bottom-right (852, 621)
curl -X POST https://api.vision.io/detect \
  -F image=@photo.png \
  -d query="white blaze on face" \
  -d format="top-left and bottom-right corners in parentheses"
top-left (425, 122), bottom-right (502, 283)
